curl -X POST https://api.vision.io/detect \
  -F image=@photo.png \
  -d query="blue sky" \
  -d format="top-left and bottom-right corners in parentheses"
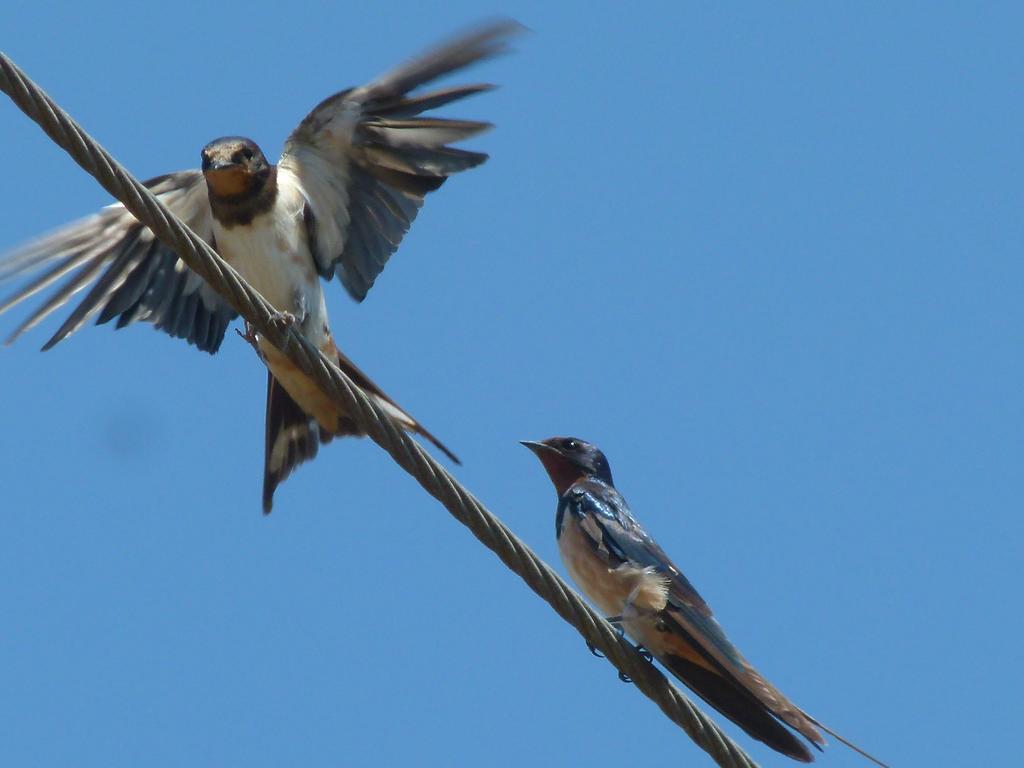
top-left (2, 3), bottom-right (1021, 766)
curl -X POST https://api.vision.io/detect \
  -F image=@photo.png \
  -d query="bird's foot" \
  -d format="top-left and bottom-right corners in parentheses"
top-left (235, 322), bottom-right (263, 358)
top-left (586, 617), bottom-right (648, 683)
top-left (586, 616), bottom-right (626, 658)
top-left (618, 646), bottom-right (653, 685)
top-left (266, 310), bottom-right (299, 350)
top-left (270, 310), bottom-right (297, 332)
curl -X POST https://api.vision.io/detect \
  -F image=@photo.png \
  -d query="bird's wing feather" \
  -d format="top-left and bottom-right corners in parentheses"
top-left (0, 171), bottom-right (236, 353)
top-left (566, 479), bottom-right (824, 747)
top-left (565, 481), bottom-right (717, 617)
top-left (279, 20), bottom-right (521, 302)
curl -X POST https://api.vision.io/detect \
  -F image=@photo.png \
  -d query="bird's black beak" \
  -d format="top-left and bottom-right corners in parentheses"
top-left (521, 439), bottom-right (580, 495)
top-left (204, 157), bottom-right (236, 173)
top-left (520, 439), bottom-right (554, 455)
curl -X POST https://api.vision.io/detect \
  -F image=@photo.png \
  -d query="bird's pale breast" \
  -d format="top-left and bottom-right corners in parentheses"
top-left (559, 515), bottom-right (669, 618)
top-left (212, 183), bottom-right (322, 323)
top-left (213, 181), bottom-right (342, 429)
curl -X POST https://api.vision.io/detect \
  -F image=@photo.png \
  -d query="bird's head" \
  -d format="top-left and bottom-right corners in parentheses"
top-left (521, 436), bottom-right (613, 495)
top-left (201, 137), bottom-right (271, 200)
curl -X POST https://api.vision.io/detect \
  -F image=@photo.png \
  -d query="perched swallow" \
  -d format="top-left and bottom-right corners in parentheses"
top-left (522, 437), bottom-right (887, 766)
top-left (0, 21), bottom-right (521, 511)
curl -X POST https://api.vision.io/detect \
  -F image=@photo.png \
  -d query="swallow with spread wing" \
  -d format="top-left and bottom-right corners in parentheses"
top-left (0, 21), bottom-right (521, 511)
top-left (522, 437), bottom-right (887, 766)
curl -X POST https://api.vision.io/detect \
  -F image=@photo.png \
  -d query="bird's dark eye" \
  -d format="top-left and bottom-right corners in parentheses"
top-left (565, 439), bottom-right (578, 451)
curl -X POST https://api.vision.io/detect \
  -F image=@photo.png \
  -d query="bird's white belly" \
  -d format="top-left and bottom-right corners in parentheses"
top-left (559, 517), bottom-right (630, 617)
top-left (212, 202), bottom-right (339, 429)
top-left (213, 206), bottom-right (321, 323)
top-left (559, 515), bottom-right (671, 621)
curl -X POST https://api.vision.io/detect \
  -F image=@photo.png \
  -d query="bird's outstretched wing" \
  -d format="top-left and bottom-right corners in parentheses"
top-left (0, 171), bottom-right (235, 352)
top-left (280, 20), bottom-right (521, 301)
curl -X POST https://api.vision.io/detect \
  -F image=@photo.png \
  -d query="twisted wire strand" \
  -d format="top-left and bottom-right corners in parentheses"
top-left (0, 50), bottom-right (760, 768)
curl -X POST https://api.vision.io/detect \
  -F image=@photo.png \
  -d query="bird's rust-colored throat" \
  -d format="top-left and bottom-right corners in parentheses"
top-left (204, 166), bottom-right (255, 198)
top-left (527, 444), bottom-right (585, 495)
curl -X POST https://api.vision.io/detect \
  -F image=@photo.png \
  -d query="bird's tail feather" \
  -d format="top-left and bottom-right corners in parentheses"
top-left (331, 345), bottom-right (460, 465)
top-left (805, 714), bottom-right (890, 768)
top-left (263, 371), bottom-right (321, 514)
top-left (660, 653), bottom-right (816, 762)
top-left (261, 342), bottom-right (458, 512)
